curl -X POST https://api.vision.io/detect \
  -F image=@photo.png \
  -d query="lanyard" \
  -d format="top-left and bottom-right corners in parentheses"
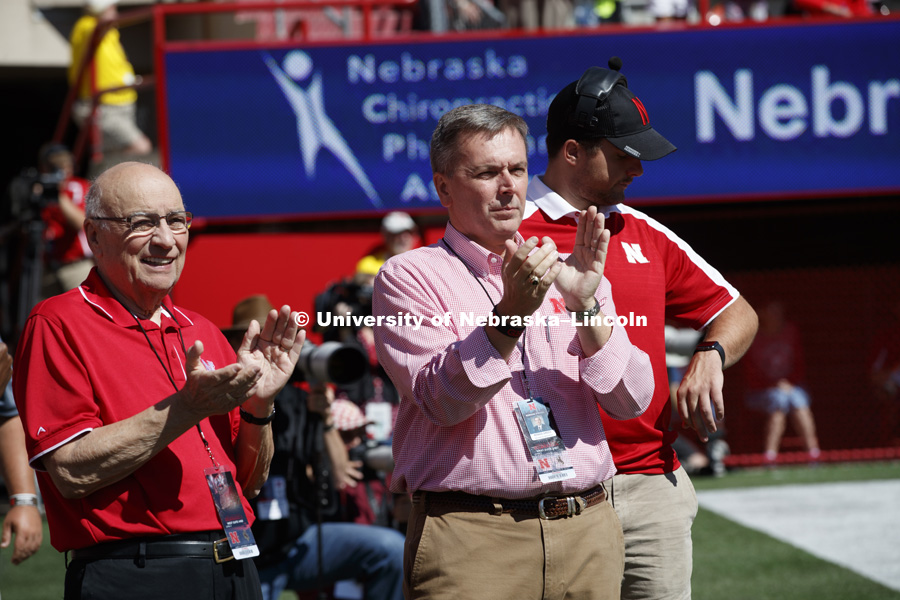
top-left (131, 311), bottom-right (220, 468)
top-left (442, 238), bottom-right (580, 486)
top-left (441, 238), bottom-right (536, 400)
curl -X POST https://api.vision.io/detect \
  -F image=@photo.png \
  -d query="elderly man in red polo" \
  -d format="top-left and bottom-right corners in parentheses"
top-left (14, 162), bottom-right (305, 599)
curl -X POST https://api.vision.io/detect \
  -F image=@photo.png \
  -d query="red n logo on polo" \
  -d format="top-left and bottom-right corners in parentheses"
top-left (549, 298), bottom-right (567, 313)
top-left (631, 98), bottom-right (650, 126)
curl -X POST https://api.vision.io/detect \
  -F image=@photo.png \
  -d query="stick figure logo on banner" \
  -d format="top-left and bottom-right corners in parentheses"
top-left (263, 50), bottom-right (382, 208)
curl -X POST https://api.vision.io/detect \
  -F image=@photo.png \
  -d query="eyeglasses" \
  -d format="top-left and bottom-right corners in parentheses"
top-left (90, 211), bottom-right (193, 234)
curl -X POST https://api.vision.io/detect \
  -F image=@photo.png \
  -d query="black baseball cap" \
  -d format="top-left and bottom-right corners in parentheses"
top-left (547, 63), bottom-right (676, 161)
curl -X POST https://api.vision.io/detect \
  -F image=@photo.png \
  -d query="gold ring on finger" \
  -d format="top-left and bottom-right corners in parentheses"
top-left (529, 275), bottom-right (540, 286)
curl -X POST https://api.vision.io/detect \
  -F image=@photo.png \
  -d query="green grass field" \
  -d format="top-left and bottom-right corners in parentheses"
top-left (1, 461), bottom-right (897, 599)
top-left (691, 461), bottom-right (900, 600)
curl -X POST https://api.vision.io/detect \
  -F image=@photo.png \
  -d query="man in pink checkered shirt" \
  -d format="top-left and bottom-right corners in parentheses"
top-left (372, 104), bottom-right (655, 600)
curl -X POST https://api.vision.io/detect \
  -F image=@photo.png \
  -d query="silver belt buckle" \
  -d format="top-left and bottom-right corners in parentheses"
top-left (538, 496), bottom-right (586, 520)
top-left (538, 497), bottom-right (554, 520)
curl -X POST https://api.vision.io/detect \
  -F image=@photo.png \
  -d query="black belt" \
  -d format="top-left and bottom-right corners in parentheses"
top-left (70, 532), bottom-right (234, 564)
top-left (419, 484), bottom-right (607, 520)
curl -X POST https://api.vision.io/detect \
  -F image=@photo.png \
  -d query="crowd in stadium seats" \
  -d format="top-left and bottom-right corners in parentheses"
top-left (232, 0), bottom-right (890, 40)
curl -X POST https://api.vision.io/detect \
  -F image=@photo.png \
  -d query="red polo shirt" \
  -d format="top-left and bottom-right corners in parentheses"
top-left (13, 269), bottom-right (252, 551)
top-left (521, 176), bottom-right (739, 475)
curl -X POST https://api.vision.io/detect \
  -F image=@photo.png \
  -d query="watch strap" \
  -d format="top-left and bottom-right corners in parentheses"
top-left (694, 341), bottom-right (725, 367)
top-left (9, 493), bottom-right (39, 508)
top-left (492, 306), bottom-right (526, 338)
top-left (566, 299), bottom-right (601, 322)
top-left (239, 407), bottom-right (276, 426)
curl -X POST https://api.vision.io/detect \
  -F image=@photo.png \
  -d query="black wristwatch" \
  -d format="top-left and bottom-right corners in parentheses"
top-left (492, 306), bottom-right (526, 338)
top-left (694, 341), bottom-right (725, 367)
top-left (239, 407), bottom-right (276, 426)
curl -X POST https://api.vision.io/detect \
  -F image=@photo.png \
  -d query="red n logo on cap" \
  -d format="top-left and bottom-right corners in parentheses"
top-left (631, 98), bottom-right (650, 126)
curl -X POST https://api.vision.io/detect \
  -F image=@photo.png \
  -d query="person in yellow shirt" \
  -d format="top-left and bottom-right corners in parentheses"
top-left (69, 0), bottom-right (152, 156)
top-left (355, 211), bottom-right (419, 276)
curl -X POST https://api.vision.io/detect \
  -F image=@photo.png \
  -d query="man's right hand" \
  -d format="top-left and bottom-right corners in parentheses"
top-left (494, 236), bottom-right (561, 320)
top-left (180, 340), bottom-right (262, 419)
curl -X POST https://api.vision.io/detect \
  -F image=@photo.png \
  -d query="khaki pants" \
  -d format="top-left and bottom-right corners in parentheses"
top-left (42, 258), bottom-right (94, 299)
top-left (72, 100), bottom-right (145, 152)
top-left (404, 491), bottom-right (624, 600)
top-left (608, 466), bottom-right (698, 600)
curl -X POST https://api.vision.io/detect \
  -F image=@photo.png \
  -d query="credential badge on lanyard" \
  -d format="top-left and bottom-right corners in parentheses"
top-left (204, 466), bottom-right (261, 560)
top-left (514, 397), bottom-right (576, 483)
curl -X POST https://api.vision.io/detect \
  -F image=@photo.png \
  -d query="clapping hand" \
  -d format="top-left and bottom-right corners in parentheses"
top-left (553, 206), bottom-right (609, 310)
top-left (236, 305), bottom-right (306, 402)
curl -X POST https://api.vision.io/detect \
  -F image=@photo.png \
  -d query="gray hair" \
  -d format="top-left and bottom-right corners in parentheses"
top-left (430, 104), bottom-right (529, 175)
top-left (84, 180), bottom-right (103, 219)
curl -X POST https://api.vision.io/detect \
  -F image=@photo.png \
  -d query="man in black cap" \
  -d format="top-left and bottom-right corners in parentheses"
top-left (520, 60), bottom-right (758, 600)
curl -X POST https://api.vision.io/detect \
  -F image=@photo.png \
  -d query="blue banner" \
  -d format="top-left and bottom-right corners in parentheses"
top-left (164, 19), bottom-right (900, 219)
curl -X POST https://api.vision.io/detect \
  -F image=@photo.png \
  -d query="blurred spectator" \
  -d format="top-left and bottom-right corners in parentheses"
top-left (501, 0), bottom-right (614, 27)
top-left (791, 0), bottom-right (873, 15)
top-left (315, 261), bottom-right (400, 443)
top-left (224, 297), bottom-right (404, 600)
top-left (495, 0), bottom-right (541, 28)
top-left (36, 143), bottom-right (94, 296)
top-left (356, 211), bottom-right (419, 275)
top-left (651, 0), bottom-right (693, 21)
top-left (314, 264), bottom-right (376, 347)
top-left (331, 399), bottom-right (397, 529)
top-left (540, 0), bottom-right (577, 26)
top-left (69, 0), bottom-right (152, 156)
top-left (744, 301), bottom-right (821, 464)
top-left (417, 0), bottom-right (506, 31)
top-left (868, 300), bottom-right (900, 443)
top-left (704, 0), bottom-right (768, 24)
top-left (572, 0), bottom-right (621, 25)
top-left (0, 338), bottom-right (43, 566)
top-left (316, 212), bottom-right (419, 412)
top-left (3, 144), bottom-right (93, 335)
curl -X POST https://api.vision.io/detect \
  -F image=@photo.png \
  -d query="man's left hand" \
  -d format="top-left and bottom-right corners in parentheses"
top-left (236, 305), bottom-right (306, 402)
top-left (1, 505), bottom-right (42, 565)
top-left (553, 206), bottom-right (610, 310)
top-left (676, 351), bottom-right (725, 442)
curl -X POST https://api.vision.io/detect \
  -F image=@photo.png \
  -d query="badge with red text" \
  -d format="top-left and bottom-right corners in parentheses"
top-left (514, 398), bottom-right (576, 483)
top-left (204, 466), bottom-right (260, 559)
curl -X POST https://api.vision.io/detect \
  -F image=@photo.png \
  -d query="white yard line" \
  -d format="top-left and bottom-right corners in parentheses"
top-left (697, 479), bottom-right (900, 592)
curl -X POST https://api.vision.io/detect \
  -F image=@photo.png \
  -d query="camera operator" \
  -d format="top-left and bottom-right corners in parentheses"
top-left (2, 144), bottom-right (94, 335)
top-left (6, 143), bottom-right (94, 297)
top-left (314, 262), bottom-right (401, 418)
top-left (36, 143), bottom-right (94, 295)
top-left (224, 295), bottom-right (404, 600)
top-left (331, 399), bottom-right (401, 530)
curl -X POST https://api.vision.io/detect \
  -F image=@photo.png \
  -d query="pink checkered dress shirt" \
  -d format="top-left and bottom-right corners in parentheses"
top-left (373, 223), bottom-right (654, 498)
